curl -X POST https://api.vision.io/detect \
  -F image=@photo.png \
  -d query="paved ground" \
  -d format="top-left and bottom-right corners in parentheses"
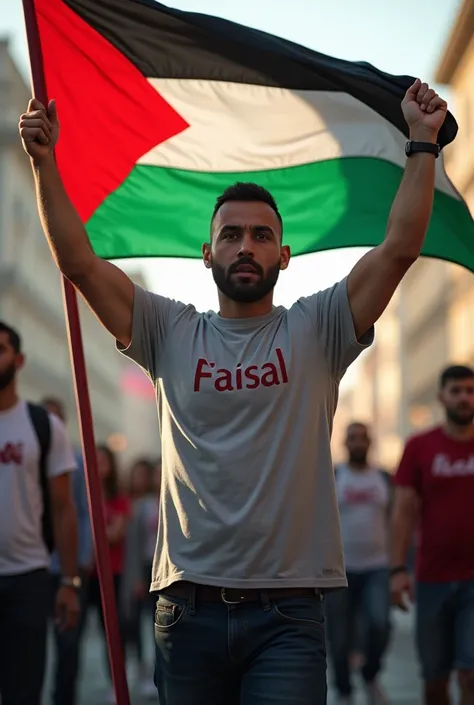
top-left (42, 608), bottom-right (435, 704)
top-left (326, 610), bottom-right (421, 705)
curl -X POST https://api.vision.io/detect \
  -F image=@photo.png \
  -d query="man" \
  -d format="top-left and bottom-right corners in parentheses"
top-left (0, 322), bottom-right (80, 705)
top-left (42, 396), bottom-right (93, 705)
top-left (391, 365), bottom-right (474, 705)
top-left (19, 78), bottom-right (447, 704)
top-left (326, 423), bottom-right (392, 705)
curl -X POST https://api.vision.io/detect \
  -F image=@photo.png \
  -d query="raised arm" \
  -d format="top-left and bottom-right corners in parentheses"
top-left (19, 99), bottom-right (134, 348)
top-left (347, 79), bottom-right (448, 340)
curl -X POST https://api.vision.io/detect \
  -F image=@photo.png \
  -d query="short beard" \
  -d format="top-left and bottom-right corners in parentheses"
top-left (349, 453), bottom-right (368, 466)
top-left (0, 362), bottom-right (16, 392)
top-left (211, 258), bottom-right (281, 304)
top-left (446, 407), bottom-right (474, 427)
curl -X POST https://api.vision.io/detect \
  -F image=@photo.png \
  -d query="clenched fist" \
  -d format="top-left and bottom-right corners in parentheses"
top-left (19, 98), bottom-right (60, 163)
top-left (401, 79), bottom-right (447, 140)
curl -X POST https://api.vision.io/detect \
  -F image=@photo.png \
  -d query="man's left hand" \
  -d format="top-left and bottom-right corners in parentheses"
top-left (401, 78), bottom-right (448, 140)
top-left (55, 585), bottom-right (80, 631)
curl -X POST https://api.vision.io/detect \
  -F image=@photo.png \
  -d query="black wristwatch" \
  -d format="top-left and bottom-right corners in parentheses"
top-left (405, 141), bottom-right (440, 159)
top-left (389, 565), bottom-right (408, 578)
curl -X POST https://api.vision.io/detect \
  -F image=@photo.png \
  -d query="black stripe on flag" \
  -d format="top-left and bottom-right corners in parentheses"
top-left (64, 0), bottom-right (456, 147)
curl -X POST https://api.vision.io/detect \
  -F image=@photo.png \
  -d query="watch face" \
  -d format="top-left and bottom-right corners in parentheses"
top-left (405, 141), bottom-right (411, 156)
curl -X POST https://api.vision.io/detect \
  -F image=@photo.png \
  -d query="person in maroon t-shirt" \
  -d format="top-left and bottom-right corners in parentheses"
top-left (391, 365), bottom-right (474, 705)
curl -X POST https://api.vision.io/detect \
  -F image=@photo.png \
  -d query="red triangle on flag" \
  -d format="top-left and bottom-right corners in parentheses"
top-left (35, 0), bottom-right (189, 224)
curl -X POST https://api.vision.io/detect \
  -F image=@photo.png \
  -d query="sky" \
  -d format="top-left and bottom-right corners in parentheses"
top-left (0, 0), bottom-right (462, 383)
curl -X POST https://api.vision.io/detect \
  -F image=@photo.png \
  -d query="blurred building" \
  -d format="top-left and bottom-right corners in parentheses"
top-left (0, 38), bottom-right (121, 445)
top-left (332, 295), bottom-right (403, 471)
top-left (401, 0), bottom-right (474, 431)
top-left (333, 0), bottom-right (474, 460)
top-left (0, 40), bottom-right (158, 467)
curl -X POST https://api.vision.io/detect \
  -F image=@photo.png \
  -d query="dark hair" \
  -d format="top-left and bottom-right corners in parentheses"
top-left (439, 365), bottom-right (474, 388)
top-left (212, 182), bottom-right (283, 231)
top-left (346, 421), bottom-right (369, 436)
top-left (0, 321), bottom-right (21, 354)
top-left (129, 458), bottom-right (155, 497)
top-left (97, 444), bottom-right (120, 500)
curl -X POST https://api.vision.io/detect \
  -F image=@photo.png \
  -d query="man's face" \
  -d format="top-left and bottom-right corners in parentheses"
top-left (203, 201), bottom-right (290, 304)
top-left (439, 377), bottom-right (474, 426)
top-left (345, 424), bottom-right (370, 464)
top-left (0, 332), bottom-right (23, 392)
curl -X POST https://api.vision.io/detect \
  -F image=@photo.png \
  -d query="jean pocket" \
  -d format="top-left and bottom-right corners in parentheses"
top-left (154, 594), bottom-right (189, 631)
top-left (272, 597), bottom-right (325, 629)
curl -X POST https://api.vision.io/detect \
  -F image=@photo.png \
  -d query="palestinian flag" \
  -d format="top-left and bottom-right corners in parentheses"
top-left (30, 0), bottom-right (474, 269)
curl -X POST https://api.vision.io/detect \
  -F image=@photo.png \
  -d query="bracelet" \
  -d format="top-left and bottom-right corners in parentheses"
top-left (389, 565), bottom-right (408, 578)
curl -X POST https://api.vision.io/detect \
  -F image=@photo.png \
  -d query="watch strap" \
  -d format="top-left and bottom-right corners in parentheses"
top-left (406, 141), bottom-right (440, 158)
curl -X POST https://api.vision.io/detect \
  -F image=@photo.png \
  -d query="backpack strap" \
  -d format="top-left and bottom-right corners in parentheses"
top-left (27, 403), bottom-right (53, 551)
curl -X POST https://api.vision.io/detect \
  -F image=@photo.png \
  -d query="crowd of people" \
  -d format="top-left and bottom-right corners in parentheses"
top-left (2, 76), bottom-right (471, 705)
top-left (0, 319), bottom-right (160, 705)
top-left (324, 364), bottom-right (474, 705)
top-left (2, 318), bottom-right (474, 705)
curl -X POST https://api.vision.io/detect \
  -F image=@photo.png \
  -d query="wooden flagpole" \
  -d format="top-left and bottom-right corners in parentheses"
top-left (21, 2), bottom-right (130, 703)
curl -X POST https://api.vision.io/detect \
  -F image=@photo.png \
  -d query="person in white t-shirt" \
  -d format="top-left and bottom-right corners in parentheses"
top-left (325, 422), bottom-right (392, 705)
top-left (0, 321), bottom-right (80, 705)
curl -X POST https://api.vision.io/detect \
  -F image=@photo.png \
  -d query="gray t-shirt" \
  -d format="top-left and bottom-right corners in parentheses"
top-left (118, 278), bottom-right (373, 591)
top-left (335, 464), bottom-right (391, 572)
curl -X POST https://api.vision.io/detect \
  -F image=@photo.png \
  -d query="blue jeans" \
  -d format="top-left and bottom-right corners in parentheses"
top-left (154, 586), bottom-right (327, 704)
top-left (416, 579), bottom-right (474, 680)
top-left (325, 568), bottom-right (391, 697)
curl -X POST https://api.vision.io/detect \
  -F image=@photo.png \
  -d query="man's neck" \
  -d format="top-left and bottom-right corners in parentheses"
top-left (347, 460), bottom-right (369, 471)
top-left (217, 292), bottom-right (274, 319)
top-left (442, 421), bottom-right (474, 441)
top-left (0, 386), bottom-right (19, 412)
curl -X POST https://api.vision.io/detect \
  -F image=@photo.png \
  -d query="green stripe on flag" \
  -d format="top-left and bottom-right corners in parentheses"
top-left (86, 159), bottom-right (474, 270)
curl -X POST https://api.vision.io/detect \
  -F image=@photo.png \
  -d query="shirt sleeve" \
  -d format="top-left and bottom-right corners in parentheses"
top-left (394, 438), bottom-right (422, 494)
top-left (296, 277), bottom-right (374, 380)
top-left (46, 414), bottom-right (77, 480)
top-left (116, 284), bottom-right (191, 380)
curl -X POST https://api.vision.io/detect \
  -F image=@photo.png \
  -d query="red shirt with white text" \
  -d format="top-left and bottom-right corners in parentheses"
top-left (395, 426), bottom-right (474, 583)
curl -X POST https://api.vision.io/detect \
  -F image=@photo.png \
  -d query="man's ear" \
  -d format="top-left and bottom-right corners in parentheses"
top-left (202, 242), bottom-right (212, 269)
top-left (280, 245), bottom-right (291, 270)
top-left (15, 353), bottom-right (25, 372)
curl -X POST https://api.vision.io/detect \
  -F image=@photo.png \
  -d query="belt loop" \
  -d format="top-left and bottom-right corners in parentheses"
top-left (188, 584), bottom-right (196, 615)
top-left (314, 588), bottom-right (323, 602)
top-left (260, 590), bottom-right (271, 611)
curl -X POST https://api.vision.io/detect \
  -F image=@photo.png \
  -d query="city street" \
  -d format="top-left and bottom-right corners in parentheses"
top-left (42, 608), bottom-right (426, 705)
top-left (328, 610), bottom-right (421, 705)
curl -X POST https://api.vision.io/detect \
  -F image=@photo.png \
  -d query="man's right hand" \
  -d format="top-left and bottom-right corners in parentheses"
top-left (390, 569), bottom-right (414, 611)
top-left (19, 98), bottom-right (60, 163)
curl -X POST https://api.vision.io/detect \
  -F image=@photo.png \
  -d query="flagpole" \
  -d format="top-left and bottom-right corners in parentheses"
top-left (21, 3), bottom-right (130, 703)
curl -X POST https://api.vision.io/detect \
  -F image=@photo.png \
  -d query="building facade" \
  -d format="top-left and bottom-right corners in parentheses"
top-left (333, 0), bottom-right (474, 461)
top-left (332, 294), bottom-right (403, 470)
top-left (401, 0), bottom-right (474, 432)
top-left (0, 40), bottom-right (159, 467)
